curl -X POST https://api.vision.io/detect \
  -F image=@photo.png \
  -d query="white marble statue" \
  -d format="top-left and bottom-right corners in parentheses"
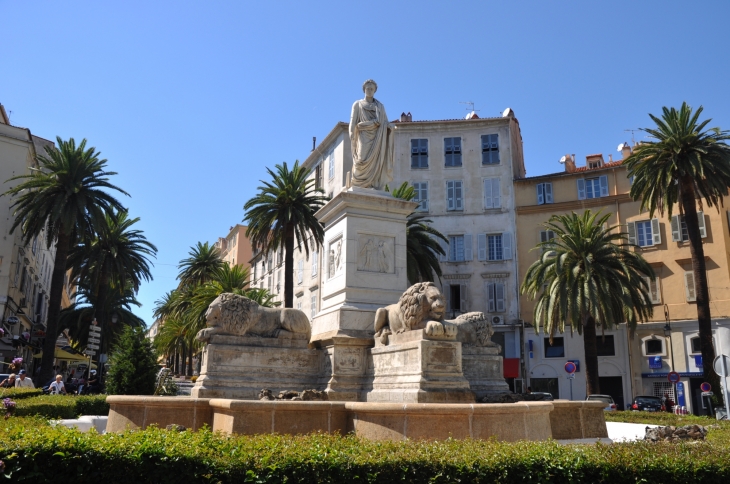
top-left (349, 79), bottom-right (394, 190)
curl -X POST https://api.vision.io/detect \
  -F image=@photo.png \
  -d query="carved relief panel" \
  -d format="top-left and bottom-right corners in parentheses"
top-left (327, 234), bottom-right (344, 279)
top-left (357, 234), bottom-right (394, 273)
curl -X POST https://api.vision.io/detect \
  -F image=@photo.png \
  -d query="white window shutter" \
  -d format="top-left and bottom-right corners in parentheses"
top-left (487, 283), bottom-right (495, 312)
top-left (651, 277), bottom-right (661, 304)
top-left (496, 283), bottom-right (505, 312)
top-left (540, 230), bottom-right (548, 243)
top-left (537, 184), bottom-right (544, 205)
top-left (446, 181), bottom-right (454, 210)
top-left (464, 234), bottom-right (473, 261)
top-left (439, 238), bottom-right (449, 262)
top-left (484, 179), bottom-right (493, 208)
top-left (492, 178), bottom-right (501, 208)
top-left (422, 183), bottom-right (429, 211)
top-left (651, 218), bottom-right (661, 245)
top-left (545, 183), bottom-right (553, 203)
top-left (502, 232), bottom-right (513, 260)
top-left (671, 215), bottom-right (681, 241)
top-left (697, 211), bottom-right (707, 238)
top-left (577, 179), bottom-right (586, 200)
top-left (444, 284), bottom-right (451, 312)
top-left (685, 271), bottom-right (697, 302)
top-left (460, 283), bottom-right (468, 313)
top-left (599, 175), bottom-right (609, 197)
top-left (312, 251), bottom-right (318, 277)
top-left (627, 222), bottom-right (637, 245)
top-left (477, 234), bottom-right (487, 261)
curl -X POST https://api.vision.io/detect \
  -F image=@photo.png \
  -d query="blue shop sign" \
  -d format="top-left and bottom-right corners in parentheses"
top-left (694, 355), bottom-right (703, 369)
top-left (641, 372), bottom-right (704, 378)
top-left (648, 356), bottom-right (663, 369)
top-left (676, 382), bottom-right (687, 407)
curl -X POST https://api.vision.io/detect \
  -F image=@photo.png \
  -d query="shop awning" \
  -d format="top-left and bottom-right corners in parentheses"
top-left (503, 358), bottom-right (520, 378)
top-left (33, 347), bottom-right (89, 361)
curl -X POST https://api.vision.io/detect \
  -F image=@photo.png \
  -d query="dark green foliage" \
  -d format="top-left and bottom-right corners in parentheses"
top-left (105, 326), bottom-right (158, 395)
top-left (1, 417), bottom-right (730, 483)
top-left (0, 388), bottom-right (43, 400)
top-left (14, 395), bottom-right (108, 419)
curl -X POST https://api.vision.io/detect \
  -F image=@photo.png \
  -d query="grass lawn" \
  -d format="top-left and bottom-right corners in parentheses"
top-left (605, 410), bottom-right (730, 444)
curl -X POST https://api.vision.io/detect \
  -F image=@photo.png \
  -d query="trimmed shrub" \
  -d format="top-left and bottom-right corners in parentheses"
top-left (105, 325), bottom-right (158, 395)
top-left (0, 417), bottom-right (729, 483)
top-left (0, 387), bottom-right (43, 400)
top-left (14, 395), bottom-right (109, 419)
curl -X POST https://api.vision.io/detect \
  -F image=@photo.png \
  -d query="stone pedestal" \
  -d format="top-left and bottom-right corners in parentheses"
top-left (191, 334), bottom-right (324, 400)
top-left (462, 346), bottom-right (510, 399)
top-left (365, 330), bottom-right (475, 403)
top-left (310, 187), bottom-right (417, 399)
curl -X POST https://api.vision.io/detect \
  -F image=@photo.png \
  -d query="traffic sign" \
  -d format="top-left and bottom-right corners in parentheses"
top-left (713, 355), bottom-right (730, 377)
top-left (88, 337), bottom-right (101, 344)
top-left (83, 350), bottom-right (96, 356)
top-left (668, 371), bottom-right (681, 383)
top-left (89, 325), bottom-right (101, 333)
top-left (6, 316), bottom-right (19, 325)
top-left (86, 344), bottom-right (99, 350)
top-left (564, 361), bottom-right (577, 374)
top-left (700, 382), bottom-right (712, 392)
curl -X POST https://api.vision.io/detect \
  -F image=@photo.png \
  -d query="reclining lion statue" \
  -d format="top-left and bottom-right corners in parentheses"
top-left (196, 293), bottom-right (311, 342)
top-left (374, 282), bottom-right (456, 343)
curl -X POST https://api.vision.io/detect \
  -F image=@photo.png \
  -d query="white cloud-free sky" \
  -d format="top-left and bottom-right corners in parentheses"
top-left (2, 1), bottom-right (729, 325)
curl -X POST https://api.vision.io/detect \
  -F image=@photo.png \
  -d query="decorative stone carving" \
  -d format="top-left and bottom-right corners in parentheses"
top-left (450, 312), bottom-right (498, 347)
top-left (196, 293), bottom-right (311, 342)
top-left (328, 238), bottom-right (343, 278)
top-left (373, 282), bottom-right (456, 344)
top-left (357, 235), bottom-right (393, 273)
top-left (349, 79), bottom-right (394, 190)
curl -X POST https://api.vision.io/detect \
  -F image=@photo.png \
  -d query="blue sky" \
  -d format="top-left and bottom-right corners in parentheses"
top-left (2, 1), bottom-right (729, 325)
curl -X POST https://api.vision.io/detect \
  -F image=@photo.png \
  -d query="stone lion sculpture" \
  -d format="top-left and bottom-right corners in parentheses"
top-left (450, 312), bottom-right (497, 347)
top-left (196, 293), bottom-right (311, 343)
top-left (373, 282), bottom-right (456, 344)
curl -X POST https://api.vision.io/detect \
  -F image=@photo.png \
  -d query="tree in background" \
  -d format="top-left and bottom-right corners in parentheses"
top-left (177, 241), bottom-right (224, 288)
top-left (521, 211), bottom-right (654, 395)
top-left (105, 325), bottom-right (158, 395)
top-left (624, 103), bottom-right (730, 398)
top-left (390, 182), bottom-right (447, 285)
top-left (244, 161), bottom-right (327, 307)
top-left (3, 137), bottom-right (127, 385)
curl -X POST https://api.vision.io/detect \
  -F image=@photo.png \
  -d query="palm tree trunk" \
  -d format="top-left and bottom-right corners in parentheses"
top-left (39, 229), bottom-right (72, 385)
top-left (583, 316), bottom-right (601, 396)
top-left (187, 347), bottom-right (194, 377)
top-left (174, 347), bottom-right (180, 375)
top-left (284, 223), bottom-right (295, 308)
top-left (181, 342), bottom-right (187, 378)
top-left (680, 178), bottom-right (721, 400)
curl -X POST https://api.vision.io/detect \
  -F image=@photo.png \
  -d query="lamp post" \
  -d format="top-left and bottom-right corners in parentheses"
top-left (663, 304), bottom-right (676, 407)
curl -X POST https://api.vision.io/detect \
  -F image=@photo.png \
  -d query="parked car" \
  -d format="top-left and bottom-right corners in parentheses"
top-left (529, 392), bottom-right (554, 401)
top-left (587, 394), bottom-right (618, 411)
top-left (630, 395), bottom-right (664, 412)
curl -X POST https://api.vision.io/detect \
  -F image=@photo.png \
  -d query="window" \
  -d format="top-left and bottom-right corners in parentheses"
top-left (536, 182), bottom-right (553, 204)
top-left (31, 236), bottom-right (38, 255)
top-left (628, 219), bottom-right (661, 247)
top-left (544, 337), bottom-right (565, 358)
top-left (413, 181), bottom-right (429, 211)
top-left (530, 378), bottom-right (559, 399)
top-left (483, 178), bottom-right (501, 209)
top-left (691, 336), bottom-right (702, 354)
top-left (487, 282), bottom-right (505, 312)
top-left (477, 233), bottom-right (512, 261)
top-left (645, 339), bottom-right (663, 355)
top-left (444, 283), bottom-right (467, 313)
top-left (444, 137), bottom-right (462, 166)
top-left (315, 163), bottom-right (323, 190)
top-left (297, 259), bottom-right (303, 284)
top-left (297, 300), bottom-right (302, 310)
top-left (446, 180), bottom-right (463, 211)
top-left (577, 175), bottom-right (608, 200)
top-left (642, 276), bottom-right (662, 304)
top-left (448, 235), bottom-right (473, 262)
top-left (311, 250), bottom-right (318, 277)
top-left (267, 275), bottom-right (272, 292)
top-left (684, 271), bottom-right (697, 302)
top-left (540, 230), bottom-right (556, 253)
top-left (596, 335), bottom-right (616, 356)
top-left (481, 134), bottom-right (499, 164)
top-left (411, 139), bottom-right (428, 168)
top-left (253, 261), bottom-right (257, 281)
top-left (328, 151), bottom-right (335, 179)
top-left (310, 294), bottom-right (317, 319)
top-left (14, 252), bottom-right (22, 284)
top-left (671, 212), bottom-right (706, 242)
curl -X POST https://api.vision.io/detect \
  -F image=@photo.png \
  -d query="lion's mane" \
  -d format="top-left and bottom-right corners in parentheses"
top-left (399, 282), bottom-right (443, 330)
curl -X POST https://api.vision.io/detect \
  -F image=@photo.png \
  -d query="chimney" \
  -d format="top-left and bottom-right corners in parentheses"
top-left (312, 137), bottom-right (316, 151)
top-left (621, 142), bottom-right (632, 160)
top-left (400, 112), bottom-right (408, 122)
top-left (407, 112), bottom-right (412, 122)
top-left (565, 154), bottom-right (576, 173)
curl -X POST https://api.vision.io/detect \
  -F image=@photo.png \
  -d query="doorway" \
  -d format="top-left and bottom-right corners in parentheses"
top-left (598, 376), bottom-right (624, 410)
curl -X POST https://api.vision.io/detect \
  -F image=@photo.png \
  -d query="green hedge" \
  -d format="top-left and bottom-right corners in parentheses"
top-left (0, 417), bottom-right (729, 483)
top-left (13, 395), bottom-right (109, 419)
top-left (0, 387), bottom-right (43, 400)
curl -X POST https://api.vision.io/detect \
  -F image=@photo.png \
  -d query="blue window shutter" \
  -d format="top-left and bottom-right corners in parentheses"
top-left (577, 179), bottom-right (586, 200)
top-left (599, 175), bottom-right (609, 197)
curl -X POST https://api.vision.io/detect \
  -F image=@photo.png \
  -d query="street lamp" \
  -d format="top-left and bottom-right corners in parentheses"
top-left (663, 305), bottom-right (677, 408)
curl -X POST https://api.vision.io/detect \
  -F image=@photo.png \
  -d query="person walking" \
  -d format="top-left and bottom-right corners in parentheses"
top-left (14, 369), bottom-right (34, 388)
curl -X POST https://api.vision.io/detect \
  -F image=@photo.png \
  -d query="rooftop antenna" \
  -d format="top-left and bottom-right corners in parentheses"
top-left (459, 101), bottom-right (479, 113)
top-left (624, 129), bottom-right (639, 145)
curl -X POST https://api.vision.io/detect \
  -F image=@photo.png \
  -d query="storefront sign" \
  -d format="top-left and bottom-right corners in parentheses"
top-left (676, 382), bottom-right (686, 407)
top-left (694, 355), bottom-right (703, 369)
top-left (641, 372), bottom-right (703, 378)
top-left (648, 356), bottom-right (663, 369)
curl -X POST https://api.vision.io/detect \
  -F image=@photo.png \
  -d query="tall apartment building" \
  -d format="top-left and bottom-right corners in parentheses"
top-left (0, 104), bottom-right (58, 368)
top-left (515, 146), bottom-right (730, 413)
top-left (250, 110), bottom-right (527, 387)
top-left (214, 224), bottom-right (253, 274)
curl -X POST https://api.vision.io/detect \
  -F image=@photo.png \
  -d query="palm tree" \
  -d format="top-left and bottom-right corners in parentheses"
top-left (177, 241), bottom-right (224, 288)
top-left (68, 210), bottom-right (157, 322)
top-left (390, 182), bottom-right (447, 284)
top-left (521, 211), bottom-right (654, 395)
top-left (624, 103), bottom-right (730, 396)
top-left (244, 161), bottom-right (328, 307)
top-left (3, 137), bottom-right (127, 384)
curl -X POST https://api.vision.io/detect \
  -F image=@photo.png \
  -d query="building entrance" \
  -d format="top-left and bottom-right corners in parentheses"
top-left (598, 376), bottom-right (624, 410)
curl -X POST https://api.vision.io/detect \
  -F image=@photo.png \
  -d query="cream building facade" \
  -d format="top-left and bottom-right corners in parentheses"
top-left (515, 146), bottom-right (730, 413)
top-left (0, 104), bottom-right (58, 369)
top-left (214, 224), bottom-right (253, 274)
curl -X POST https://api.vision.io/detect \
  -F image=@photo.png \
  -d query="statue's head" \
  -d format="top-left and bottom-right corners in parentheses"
top-left (362, 79), bottom-right (378, 95)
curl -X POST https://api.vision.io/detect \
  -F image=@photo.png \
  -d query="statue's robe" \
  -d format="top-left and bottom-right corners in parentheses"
top-left (349, 98), bottom-right (394, 190)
